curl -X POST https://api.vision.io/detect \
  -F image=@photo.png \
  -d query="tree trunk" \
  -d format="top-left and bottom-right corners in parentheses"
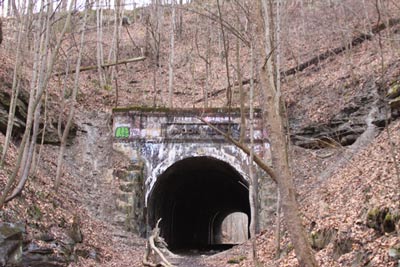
top-left (107, 0), bottom-right (121, 84)
top-left (7, 0), bottom-right (11, 16)
top-left (217, 0), bottom-right (232, 107)
top-left (114, 0), bottom-right (122, 107)
top-left (55, 1), bottom-right (88, 192)
top-left (96, 0), bottom-right (105, 88)
top-left (248, 42), bottom-right (259, 266)
top-left (1, 0), bottom-right (35, 166)
top-left (5, 0), bottom-right (50, 203)
top-left (256, 1), bottom-right (318, 266)
top-left (167, 0), bottom-right (175, 108)
top-left (0, 0), bottom-right (74, 208)
top-left (32, 89), bottom-right (48, 174)
top-left (0, 17), bottom-right (2, 45)
top-left (275, 189), bottom-right (281, 258)
top-left (0, 19), bottom-right (23, 166)
top-left (176, 0), bottom-right (183, 38)
top-left (236, 15), bottom-right (245, 142)
top-left (194, 14), bottom-right (211, 108)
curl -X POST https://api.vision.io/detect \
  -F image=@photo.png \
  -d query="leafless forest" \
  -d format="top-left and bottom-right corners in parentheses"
top-left (0, 0), bottom-right (400, 266)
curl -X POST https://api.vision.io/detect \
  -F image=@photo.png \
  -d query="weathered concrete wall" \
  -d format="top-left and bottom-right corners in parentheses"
top-left (216, 212), bottom-right (248, 244)
top-left (112, 108), bottom-right (276, 233)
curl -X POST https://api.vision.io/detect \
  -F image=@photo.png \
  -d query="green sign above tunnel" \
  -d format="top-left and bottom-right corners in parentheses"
top-left (115, 126), bottom-right (130, 138)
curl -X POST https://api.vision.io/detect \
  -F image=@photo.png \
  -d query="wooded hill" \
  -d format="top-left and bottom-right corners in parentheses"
top-left (0, 0), bottom-right (400, 266)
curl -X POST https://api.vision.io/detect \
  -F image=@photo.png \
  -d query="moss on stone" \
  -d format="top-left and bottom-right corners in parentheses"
top-left (112, 106), bottom-right (262, 116)
top-left (387, 82), bottom-right (400, 99)
top-left (113, 106), bottom-right (171, 113)
top-left (227, 256), bottom-right (246, 264)
top-left (389, 95), bottom-right (400, 109)
top-left (310, 228), bottom-right (337, 251)
top-left (366, 207), bottom-right (380, 230)
top-left (383, 213), bottom-right (396, 233)
top-left (366, 207), bottom-right (398, 234)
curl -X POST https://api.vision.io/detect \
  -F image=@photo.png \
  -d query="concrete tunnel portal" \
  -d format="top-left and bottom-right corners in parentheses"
top-left (147, 156), bottom-right (250, 251)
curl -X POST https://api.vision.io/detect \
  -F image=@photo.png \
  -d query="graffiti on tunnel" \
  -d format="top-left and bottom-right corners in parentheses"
top-left (115, 126), bottom-right (130, 138)
top-left (112, 108), bottom-right (277, 247)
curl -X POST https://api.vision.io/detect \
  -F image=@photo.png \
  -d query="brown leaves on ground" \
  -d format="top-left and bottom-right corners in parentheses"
top-left (206, 121), bottom-right (400, 267)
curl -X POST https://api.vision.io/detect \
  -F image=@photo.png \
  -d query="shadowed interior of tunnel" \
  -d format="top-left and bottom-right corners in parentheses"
top-left (147, 156), bottom-right (250, 252)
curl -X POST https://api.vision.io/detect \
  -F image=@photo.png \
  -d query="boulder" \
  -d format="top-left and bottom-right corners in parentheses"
top-left (0, 222), bottom-right (25, 266)
top-left (366, 207), bottom-right (398, 234)
top-left (387, 82), bottom-right (400, 99)
top-left (388, 244), bottom-right (400, 260)
top-left (22, 242), bottom-right (68, 267)
top-left (310, 228), bottom-right (337, 251)
top-left (389, 96), bottom-right (400, 109)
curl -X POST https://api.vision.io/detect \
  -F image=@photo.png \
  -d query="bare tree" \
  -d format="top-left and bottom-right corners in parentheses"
top-left (7, 0), bottom-right (20, 21)
top-left (194, 13), bottom-right (212, 108)
top-left (4, 0), bottom-right (52, 202)
top-left (114, 0), bottom-right (123, 107)
top-left (96, 0), bottom-right (106, 89)
top-left (106, 0), bottom-right (123, 105)
top-left (55, 1), bottom-right (88, 192)
top-left (217, 0), bottom-right (232, 107)
top-left (235, 15), bottom-right (246, 142)
top-left (0, 0), bottom-right (74, 207)
top-left (145, 0), bottom-right (164, 106)
top-left (248, 42), bottom-right (259, 266)
top-left (0, 17), bottom-right (24, 166)
top-left (176, 0), bottom-right (183, 38)
top-left (167, 0), bottom-right (176, 108)
top-left (0, 17), bottom-right (2, 45)
top-left (256, 0), bottom-right (318, 266)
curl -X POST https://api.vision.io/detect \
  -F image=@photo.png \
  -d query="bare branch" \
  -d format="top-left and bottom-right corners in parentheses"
top-left (198, 117), bottom-right (277, 183)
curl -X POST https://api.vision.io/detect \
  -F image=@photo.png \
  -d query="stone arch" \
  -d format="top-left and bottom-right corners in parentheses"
top-left (143, 143), bottom-right (251, 206)
top-left (146, 156), bottom-right (250, 250)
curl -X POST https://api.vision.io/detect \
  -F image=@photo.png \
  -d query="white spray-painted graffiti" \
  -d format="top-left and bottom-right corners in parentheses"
top-left (112, 109), bottom-right (269, 206)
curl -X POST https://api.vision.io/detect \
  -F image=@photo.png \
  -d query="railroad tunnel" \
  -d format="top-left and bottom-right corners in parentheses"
top-left (147, 156), bottom-right (250, 251)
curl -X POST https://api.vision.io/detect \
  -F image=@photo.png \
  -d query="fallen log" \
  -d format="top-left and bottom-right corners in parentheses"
top-left (194, 78), bottom-right (255, 104)
top-left (194, 18), bottom-right (400, 104)
top-left (282, 18), bottom-right (400, 77)
top-left (54, 56), bottom-right (146, 76)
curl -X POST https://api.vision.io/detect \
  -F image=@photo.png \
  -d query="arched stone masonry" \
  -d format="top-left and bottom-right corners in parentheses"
top-left (112, 108), bottom-right (277, 246)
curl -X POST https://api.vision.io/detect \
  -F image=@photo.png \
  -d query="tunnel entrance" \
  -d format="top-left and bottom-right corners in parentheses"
top-left (147, 156), bottom-right (250, 251)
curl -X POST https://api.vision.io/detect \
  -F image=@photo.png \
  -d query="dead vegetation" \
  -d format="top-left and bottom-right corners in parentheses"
top-left (0, 0), bottom-right (400, 266)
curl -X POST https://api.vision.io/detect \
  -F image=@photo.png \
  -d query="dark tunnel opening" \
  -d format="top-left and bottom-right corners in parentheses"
top-left (147, 156), bottom-right (250, 252)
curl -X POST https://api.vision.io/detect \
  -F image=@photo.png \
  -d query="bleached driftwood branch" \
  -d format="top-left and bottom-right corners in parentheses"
top-left (143, 218), bottom-right (176, 267)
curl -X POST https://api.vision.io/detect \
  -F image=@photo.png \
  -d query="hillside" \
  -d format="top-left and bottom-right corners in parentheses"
top-left (1, 1), bottom-right (400, 266)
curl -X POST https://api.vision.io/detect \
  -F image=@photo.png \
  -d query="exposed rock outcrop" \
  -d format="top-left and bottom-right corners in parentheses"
top-left (291, 92), bottom-right (386, 149)
top-left (0, 222), bottom-right (94, 267)
top-left (0, 84), bottom-right (77, 145)
top-left (0, 223), bottom-right (24, 266)
top-left (387, 81), bottom-right (400, 111)
top-left (292, 76), bottom-right (400, 150)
